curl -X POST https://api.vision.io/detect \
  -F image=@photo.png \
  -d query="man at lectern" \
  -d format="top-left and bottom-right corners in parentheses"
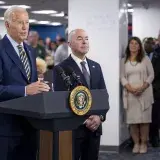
top-left (0, 6), bottom-right (50, 160)
top-left (53, 29), bottom-right (108, 160)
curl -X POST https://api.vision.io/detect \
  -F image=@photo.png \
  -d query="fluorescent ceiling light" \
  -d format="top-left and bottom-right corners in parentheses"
top-left (29, 19), bottom-right (37, 23)
top-left (0, 5), bottom-right (31, 9)
top-left (32, 10), bottom-right (57, 14)
top-left (0, 1), bottom-right (5, 4)
top-left (17, 5), bottom-right (31, 9)
top-left (0, 17), bottom-right (4, 20)
top-left (36, 21), bottom-right (50, 24)
top-left (127, 3), bottom-right (132, 7)
top-left (50, 12), bottom-right (64, 17)
top-left (50, 22), bottom-right (61, 26)
top-left (128, 9), bottom-right (134, 13)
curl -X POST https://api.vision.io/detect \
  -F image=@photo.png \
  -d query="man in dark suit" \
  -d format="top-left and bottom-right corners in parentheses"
top-left (0, 6), bottom-right (50, 160)
top-left (53, 29), bottom-right (108, 160)
top-left (144, 38), bottom-right (160, 147)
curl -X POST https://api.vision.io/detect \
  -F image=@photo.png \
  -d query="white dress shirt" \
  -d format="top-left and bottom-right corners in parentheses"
top-left (6, 34), bottom-right (24, 57)
top-left (71, 53), bottom-right (90, 75)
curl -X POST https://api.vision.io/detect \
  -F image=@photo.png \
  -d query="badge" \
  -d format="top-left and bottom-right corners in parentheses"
top-left (69, 86), bottom-right (92, 116)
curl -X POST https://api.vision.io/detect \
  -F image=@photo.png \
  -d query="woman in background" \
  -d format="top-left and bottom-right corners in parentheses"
top-left (120, 37), bottom-right (154, 154)
top-left (36, 57), bottom-right (47, 81)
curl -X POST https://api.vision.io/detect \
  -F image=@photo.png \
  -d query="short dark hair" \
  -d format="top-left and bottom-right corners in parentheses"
top-left (59, 38), bottom-right (66, 43)
top-left (125, 37), bottom-right (144, 63)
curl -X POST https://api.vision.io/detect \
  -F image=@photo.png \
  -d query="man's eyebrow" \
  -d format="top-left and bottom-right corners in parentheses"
top-left (77, 36), bottom-right (88, 39)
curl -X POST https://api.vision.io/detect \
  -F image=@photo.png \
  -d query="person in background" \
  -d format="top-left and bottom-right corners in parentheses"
top-left (45, 37), bottom-right (51, 52)
top-left (144, 37), bottom-right (160, 147)
top-left (0, 6), bottom-right (50, 160)
top-left (38, 38), bottom-right (45, 47)
top-left (54, 38), bottom-right (68, 65)
top-left (120, 37), bottom-right (154, 154)
top-left (36, 57), bottom-right (47, 80)
top-left (45, 55), bottom-right (54, 70)
top-left (55, 34), bottom-right (61, 46)
top-left (144, 37), bottom-right (155, 60)
top-left (154, 32), bottom-right (160, 55)
top-left (27, 31), bottom-right (46, 60)
top-left (44, 55), bottom-right (54, 89)
top-left (49, 41), bottom-right (57, 57)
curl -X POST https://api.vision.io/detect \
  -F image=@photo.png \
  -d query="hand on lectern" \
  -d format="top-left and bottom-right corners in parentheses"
top-left (84, 115), bottom-right (101, 132)
top-left (26, 81), bottom-right (50, 95)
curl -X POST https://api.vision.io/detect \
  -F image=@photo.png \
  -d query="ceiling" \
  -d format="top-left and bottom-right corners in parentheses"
top-left (0, 0), bottom-right (68, 25)
top-left (128, 0), bottom-right (160, 7)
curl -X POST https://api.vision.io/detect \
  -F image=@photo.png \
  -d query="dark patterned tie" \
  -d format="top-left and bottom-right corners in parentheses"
top-left (80, 61), bottom-right (90, 88)
top-left (17, 45), bottom-right (31, 80)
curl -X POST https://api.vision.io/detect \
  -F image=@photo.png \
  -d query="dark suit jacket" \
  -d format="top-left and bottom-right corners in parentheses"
top-left (0, 35), bottom-right (38, 136)
top-left (151, 50), bottom-right (160, 100)
top-left (53, 55), bottom-right (108, 137)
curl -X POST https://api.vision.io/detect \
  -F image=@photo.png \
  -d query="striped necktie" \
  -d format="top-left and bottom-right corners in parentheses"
top-left (80, 61), bottom-right (90, 88)
top-left (17, 45), bottom-right (31, 80)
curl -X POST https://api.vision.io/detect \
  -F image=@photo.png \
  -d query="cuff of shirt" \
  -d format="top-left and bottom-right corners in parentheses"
top-left (25, 86), bottom-right (27, 96)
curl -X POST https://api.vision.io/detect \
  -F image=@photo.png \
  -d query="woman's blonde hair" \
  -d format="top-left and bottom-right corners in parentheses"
top-left (36, 57), bottom-right (47, 74)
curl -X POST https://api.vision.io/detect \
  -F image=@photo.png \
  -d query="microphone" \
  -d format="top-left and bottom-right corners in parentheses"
top-left (65, 66), bottom-right (82, 85)
top-left (56, 66), bottom-right (72, 90)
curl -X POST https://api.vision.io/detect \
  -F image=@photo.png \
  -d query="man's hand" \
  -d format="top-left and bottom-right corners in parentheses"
top-left (84, 115), bottom-right (101, 132)
top-left (26, 81), bottom-right (50, 95)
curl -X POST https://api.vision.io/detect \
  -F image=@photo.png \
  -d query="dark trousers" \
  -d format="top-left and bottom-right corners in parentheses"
top-left (74, 131), bottom-right (100, 160)
top-left (149, 100), bottom-right (160, 141)
top-left (0, 131), bottom-right (37, 160)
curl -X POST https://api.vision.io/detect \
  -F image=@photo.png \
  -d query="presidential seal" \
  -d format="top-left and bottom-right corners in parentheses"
top-left (69, 86), bottom-right (92, 116)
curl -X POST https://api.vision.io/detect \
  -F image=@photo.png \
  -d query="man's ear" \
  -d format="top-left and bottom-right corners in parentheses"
top-left (5, 21), bottom-right (10, 29)
top-left (68, 41), bottom-right (71, 47)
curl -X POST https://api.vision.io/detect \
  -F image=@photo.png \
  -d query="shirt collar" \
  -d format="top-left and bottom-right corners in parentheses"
top-left (6, 34), bottom-right (23, 48)
top-left (71, 53), bottom-right (87, 65)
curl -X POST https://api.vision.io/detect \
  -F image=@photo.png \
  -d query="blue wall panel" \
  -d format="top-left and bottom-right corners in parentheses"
top-left (30, 25), bottom-right (66, 41)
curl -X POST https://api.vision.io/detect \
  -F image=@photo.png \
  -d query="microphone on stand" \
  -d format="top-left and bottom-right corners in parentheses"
top-left (56, 66), bottom-right (72, 90)
top-left (65, 66), bottom-right (82, 86)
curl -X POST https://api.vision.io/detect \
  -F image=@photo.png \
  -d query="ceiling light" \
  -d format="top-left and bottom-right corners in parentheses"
top-left (50, 12), bottom-right (64, 17)
top-left (50, 22), bottom-right (61, 26)
top-left (0, 17), bottom-right (4, 20)
top-left (128, 9), bottom-right (134, 13)
top-left (0, 1), bottom-right (5, 4)
top-left (36, 21), bottom-right (50, 24)
top-left (29, 19), bottom-right (37, 23)
top-left (31, 10), bottom-right (57, 14)
top-left (17, 5), bottom-right (31, 9)
top-left (0, 5), bottom-right (31, 9)
top-left (127, 3), bottom-right (132, 7)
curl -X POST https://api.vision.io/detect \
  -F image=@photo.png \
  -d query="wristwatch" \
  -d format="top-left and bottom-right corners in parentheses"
top-left (99, 115), bottom-right (104, 122)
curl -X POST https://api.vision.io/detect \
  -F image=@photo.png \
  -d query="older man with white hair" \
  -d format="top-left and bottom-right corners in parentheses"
top-left (0, 6), bottom-right (50, 160)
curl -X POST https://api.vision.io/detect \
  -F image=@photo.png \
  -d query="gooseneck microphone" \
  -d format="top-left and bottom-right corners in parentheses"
top-left (65, 66), bottom-right (82, 85)
top-left (56, 66), bottom-right (72, 90)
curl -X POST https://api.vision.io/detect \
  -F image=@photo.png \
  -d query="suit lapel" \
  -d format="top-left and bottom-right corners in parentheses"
top-left (3, 35), bottom-right (29, 82)
top-left (87, 58), bottom-right (97, 88)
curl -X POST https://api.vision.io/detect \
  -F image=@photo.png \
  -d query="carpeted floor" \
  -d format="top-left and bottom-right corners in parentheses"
top-left (99, 146), bottom-right (160, 160)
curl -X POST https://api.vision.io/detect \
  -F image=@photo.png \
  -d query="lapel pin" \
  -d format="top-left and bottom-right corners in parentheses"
top-left (92, 65), bottom-right (95, 68)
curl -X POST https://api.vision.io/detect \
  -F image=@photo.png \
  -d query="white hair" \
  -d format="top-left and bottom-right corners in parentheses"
top-left (68, 30), bottom-right (77, 43)
top-left (4, 5), bottom-right (27, 22)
